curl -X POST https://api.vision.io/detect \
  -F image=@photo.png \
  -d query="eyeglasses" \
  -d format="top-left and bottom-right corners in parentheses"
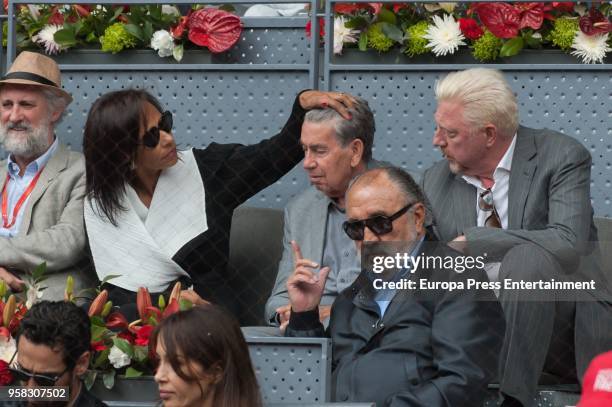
top-left (343, 202), bottom-right (415, 241)
top-left (8, 351), bottom-right (70, 386)
top-left (478, 189), bottom-right (501, 228)
top-left (141, 111), bottom-right (173, 148)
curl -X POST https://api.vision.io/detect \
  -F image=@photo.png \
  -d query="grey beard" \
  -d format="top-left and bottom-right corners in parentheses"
top-left (0, 120), bottom-right (51, 159)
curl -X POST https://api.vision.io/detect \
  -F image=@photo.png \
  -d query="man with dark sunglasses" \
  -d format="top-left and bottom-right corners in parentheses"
top-left (5, 301), bottom-right (106, 407)
top-left (285, 167), bottom-right (504, 406)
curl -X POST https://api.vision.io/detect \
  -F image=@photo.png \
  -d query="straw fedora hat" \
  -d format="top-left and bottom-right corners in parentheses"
top-left (0, 51), bottom-right (72, 105)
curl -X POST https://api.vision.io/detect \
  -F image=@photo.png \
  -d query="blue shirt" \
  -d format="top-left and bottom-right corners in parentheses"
top-left (0, 138), bottom-right (58, 238)
top-left (374, 235), bottom-right (425, 317)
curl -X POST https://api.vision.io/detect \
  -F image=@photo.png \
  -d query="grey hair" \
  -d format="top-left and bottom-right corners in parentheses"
top-left (304, 95), bottom-right (375, 162)
top-left (40, 88), bottom-right (68, 124)
top-left (435, 68), bottom-right (519, 139)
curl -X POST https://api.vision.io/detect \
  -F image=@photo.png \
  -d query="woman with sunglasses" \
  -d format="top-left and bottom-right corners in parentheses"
top-left (82, 88), bottom-right (354, 308)
top-left (151, 304), bottom-right (261, 407)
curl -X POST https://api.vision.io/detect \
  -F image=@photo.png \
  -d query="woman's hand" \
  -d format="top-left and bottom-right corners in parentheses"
top-left (298, 91), bottom-right (357, 120)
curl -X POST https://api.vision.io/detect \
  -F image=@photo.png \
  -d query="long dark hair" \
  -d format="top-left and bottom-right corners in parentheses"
top-left (150, 305), bottom-right (262, 407)
top-left (83, 89), bottom-right (164, 226)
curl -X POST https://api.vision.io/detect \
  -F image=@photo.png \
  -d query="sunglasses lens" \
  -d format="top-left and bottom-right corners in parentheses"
top-left (142, 128), bottom-right (160, 148)
top-left (343, 221), bottom-right (364, 241)
top-left (367, 216), bottom-right (393, 236)
top-left (159, 111), bottom-right (173, 133)
top-left (9, 368), bottom-right (30, 383)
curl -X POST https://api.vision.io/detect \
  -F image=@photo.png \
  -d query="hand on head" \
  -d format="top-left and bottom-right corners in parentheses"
top-left (298, 91), bottom-right (357, 120)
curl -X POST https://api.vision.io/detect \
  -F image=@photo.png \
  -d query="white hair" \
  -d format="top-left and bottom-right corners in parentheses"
top-left (435, 68), bottom-right (519, 138)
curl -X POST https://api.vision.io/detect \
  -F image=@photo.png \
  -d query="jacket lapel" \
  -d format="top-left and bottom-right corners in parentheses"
top-left (19, 144), bottom-right (69, 235)
top-left (507, 127), bottom-right (537, 229)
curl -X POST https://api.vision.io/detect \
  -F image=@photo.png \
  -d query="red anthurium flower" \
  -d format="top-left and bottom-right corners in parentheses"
top-left (7, 304), bottom-right (27, 335)
top-left (105, 312), bottom-right (129, 331)
top-left (188, 8), bottom-right (242, 53)
top-left (0, 360), bottom-right (13, 385)
top-left (368, 3), bottom-right (383, 15)
top-left (551, 2), bottom-right (575, 13)
top-left (73, 5), bottom-right (91, 17)
top-left (48, 6), bottom-right (65, 25)
top-left (171, 15), bottom-right (190, 39)
top-left (474, 2), bottom-right (521, 39)
top-left (134, 325), bottom-right (154, 346)
top-left (515, 2), bottom-right (545, 31)
top-left (118, 331), bottom-right (135, 344)
top-left (333, 3), bottom-right (367, 14)
top-left (579, 8), bottom-right (612, 35)
top-left (305, 18), bottom-right (325, 39)
top-left (459, 18), bottom-right (484, 40)
top-left (91, 340), bottom-right (107, 352)
top-left (392, 3), bottom-right (410, 14)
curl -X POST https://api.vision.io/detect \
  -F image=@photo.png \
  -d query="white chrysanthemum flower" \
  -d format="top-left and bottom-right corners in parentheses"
top-left (334, 16), bottom-right (359, 55)
top-left (150, 30), bottom-right (175, 58)
top-left (33, 25), bottom-right (65, 55)
top-left (571, 32), bottom-right (610, 64)
top-left (161, 5), bottom-right (180, 16)
top-left (423, 14), bottom-right (465, 57)
top-left (108, 345), bottom-right (131, 369)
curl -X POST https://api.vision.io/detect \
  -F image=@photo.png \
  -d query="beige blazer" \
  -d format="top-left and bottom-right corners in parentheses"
top-left (0, 143), bottom-right (95, 300)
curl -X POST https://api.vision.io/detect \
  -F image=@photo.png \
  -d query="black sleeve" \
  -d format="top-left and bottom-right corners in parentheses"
top-left (193, 91), bottom-right (308, 209)
top-left (284, 309), bottom-right (326, 338)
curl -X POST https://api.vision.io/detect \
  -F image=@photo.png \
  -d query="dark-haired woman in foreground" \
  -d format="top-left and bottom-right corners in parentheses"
top-left (151, 305), bottom-right (261, 407)
top-left (82, 88), bottom-right (354, 309)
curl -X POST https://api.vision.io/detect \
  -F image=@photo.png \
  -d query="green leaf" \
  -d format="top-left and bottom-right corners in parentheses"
top-left (358, 32), bottom-right (368, 51)
top-left (379, 22), bottom-right (404, 42)
top-left (111, 6), bottom-right (124, 22)
top-left (90, 315), bottom-right (106, 327)
top-left (125, 367), bottom-right (143, 378)
top-left (85, 31), bottom-right (97, 43)
top-left (102, 370), bottom-right (115, 390)
top-left (173, 44), bottom-right (184, 62)
top-left (149, 5), bottom-right (162, 20)
top-left (112, 337), bottom-right (134, 358)
top-left (124, 24), bottom-right (144, 42)
top-left (32, 263), bottom-right (46, 281)
top-left (500, 37), bottom-right (524, 57)
top-left (344, 16), bottom-right (368, 30)
top-left (219, 4), bottom-right (236, 12)
top-left (143, 21), bottom-right (153, 44)
top-left (91, 325), bottom-right (108, 342)
top-left (377, 8), bottom-right (397, 25)
top-left (100, 274), bottom-right (122, 286)
top-left (83, 371), bottom-right (97, 390)
top-left (133, 346), bottom-right (148, 363)
top-left (93, 348), bottom-right (110, 369)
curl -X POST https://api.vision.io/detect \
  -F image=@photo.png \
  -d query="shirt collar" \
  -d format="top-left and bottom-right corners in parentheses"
top-left (462, 133), bottom-right (517, 189)
top-left (7, 137), bottom-right (58, 177)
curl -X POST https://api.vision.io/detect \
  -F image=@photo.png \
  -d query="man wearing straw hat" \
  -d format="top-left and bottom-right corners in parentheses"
top-left (0, 51), bottom-right (93, 299)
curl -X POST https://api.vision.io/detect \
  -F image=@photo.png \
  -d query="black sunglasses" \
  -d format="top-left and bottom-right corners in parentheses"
top-left (343, 202), bottom-right (416, 241)
top-left (8, 351), bottom-right (70, 386)
top-left (141, 111), bottom-right (173, 148)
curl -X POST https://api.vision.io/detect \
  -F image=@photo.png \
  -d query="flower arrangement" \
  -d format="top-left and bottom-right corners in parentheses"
top-left (6, 4), bottom-right (242, 62)
top-left (329, 2), bottom-right (612, 63)
top-left (83, 282), bottom-right (192, 389)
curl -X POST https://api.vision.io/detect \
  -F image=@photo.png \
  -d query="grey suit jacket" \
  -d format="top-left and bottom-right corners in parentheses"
top-left (422, 125), bottom-right (608, 296)
top-left (265, 186), bottom-right (331, 322)
top-left (0, 143), bottom-right (94, 300)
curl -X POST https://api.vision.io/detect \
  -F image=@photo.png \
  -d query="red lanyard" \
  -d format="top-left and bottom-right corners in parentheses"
top-left (1, 168), bottom-right (45, 229)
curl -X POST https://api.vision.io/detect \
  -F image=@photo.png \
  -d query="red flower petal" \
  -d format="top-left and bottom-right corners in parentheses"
top-left (515, 3), bottom-right (544, 31)
top-left (305, 18), bottom-right (325, 39)
top-left (188, 8), bottom-right (242, 53)
top-left (474, 2), bottom-right (520, 39)
top-left (0, 360), bottom-right (13, 386)
top-left (579, 8), bottom-right (612, 35)
top-left (459, 17), bottom-right (484, 40)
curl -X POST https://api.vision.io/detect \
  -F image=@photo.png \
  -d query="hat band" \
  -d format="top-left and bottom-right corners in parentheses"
top-left (1, 71), bottom-right (58, 88)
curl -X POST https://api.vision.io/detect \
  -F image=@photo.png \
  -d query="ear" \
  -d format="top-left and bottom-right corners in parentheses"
top-left (73, 351), bottom-right (90, 377)
top-left (483, 124), bottom-right (497, 148)
top-left (349, 139), bottom-right (364, 167)
top-left (412, 203), bottom-right (426, 235)
top-left (49, 108), bottom-right (63, 124)
top-left (207, 364), bottom-right (224, 385)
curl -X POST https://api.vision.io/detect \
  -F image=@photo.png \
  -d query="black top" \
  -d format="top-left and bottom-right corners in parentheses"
top-left (170, 94), bottom-right (307, 313)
